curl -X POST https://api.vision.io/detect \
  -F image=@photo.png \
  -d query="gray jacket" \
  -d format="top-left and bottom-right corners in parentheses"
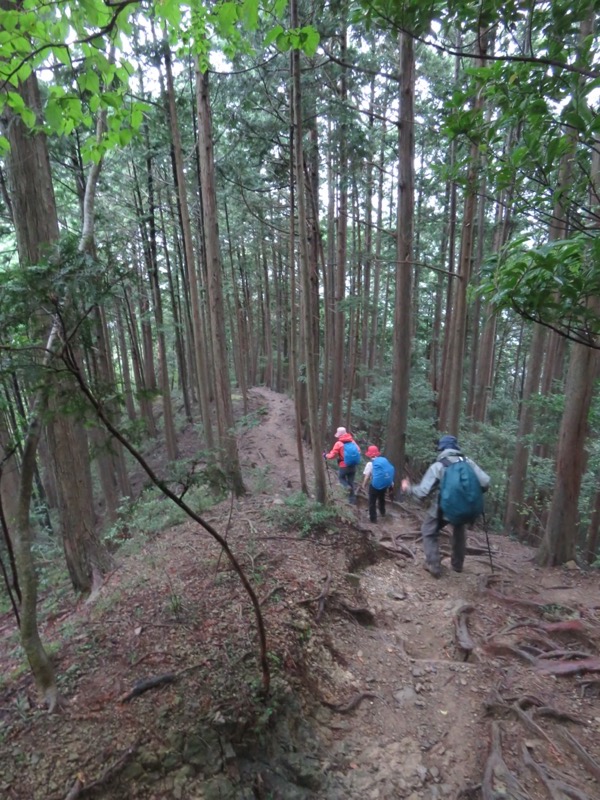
top-left (408, 448), bottom-right (490, 507)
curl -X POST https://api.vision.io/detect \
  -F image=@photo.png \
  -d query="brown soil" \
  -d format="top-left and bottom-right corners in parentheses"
top-left (1, 386), bottom-right (600, 799)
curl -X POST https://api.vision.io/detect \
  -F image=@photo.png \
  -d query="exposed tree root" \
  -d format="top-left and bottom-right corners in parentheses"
top-left (537, 649), bottom-right (593, 661)
top-left (337, 601), bottom-right (376, 626)
top-left (536, 657), bottom-right (600, 677)
top-left (556, 728), bottom-right (600, 783)
top-left (454, 603), bottom-right (475, 661)
top-left (298, 572), bottom-right (332, 623)
top-left (482, 721), bottom-right (532, 800)
top-left (259, 584), bottom-right (284, 606)
top-left (378, 540), bottom-right (416, 558)
top-left (321, 691), bottom-right (381, 713)
top-left (483, 641), bottom-right (539, 665)
top-left (579, 679), bottom-right (600, 698)
top-left (522, 742), bottom-right (592, 800)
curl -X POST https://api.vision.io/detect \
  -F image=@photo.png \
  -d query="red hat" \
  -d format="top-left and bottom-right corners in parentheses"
top-left (366, 445), bottom-right (380, 458)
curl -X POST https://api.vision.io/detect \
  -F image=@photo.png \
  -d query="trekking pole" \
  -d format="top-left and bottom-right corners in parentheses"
top-left (482, 511), bottom-right (494, 573)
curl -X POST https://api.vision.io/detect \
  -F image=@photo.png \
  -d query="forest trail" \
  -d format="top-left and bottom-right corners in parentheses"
top-left (1, 386), bottom-right (600, 799)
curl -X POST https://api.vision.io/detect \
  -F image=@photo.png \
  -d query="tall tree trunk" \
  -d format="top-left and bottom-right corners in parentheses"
top-left (196, 67), bottom-right (244, 495)
top-left (537, 337), bottom-right (599, 565)
top-left (331, 29), bottom-right (348, 432)
top-left (386, 31), bottom-right (414, 486)
top-left (163, 41), bottom-right (214, 449)
top-left (290, 0), bottom-right (326, 502)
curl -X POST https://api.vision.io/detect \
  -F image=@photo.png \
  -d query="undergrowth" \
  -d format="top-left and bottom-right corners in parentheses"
top-left (267, 492), bottom-right (342, 537)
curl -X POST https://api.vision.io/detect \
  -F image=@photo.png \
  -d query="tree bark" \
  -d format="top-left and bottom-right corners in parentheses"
top-left (196, 67), bottom-right (244, 495)
top-left (386, 31), bottom-right (414, 486)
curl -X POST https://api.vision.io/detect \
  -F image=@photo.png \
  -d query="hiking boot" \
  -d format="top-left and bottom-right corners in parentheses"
top-left (451, 563), bottom-right (463, 573)
top-left (423, 561), bottom-right (442, 578)
top-left (369, 517), bottom-right (377, 524)
top-left (348, 495), bottom-right (357, 505)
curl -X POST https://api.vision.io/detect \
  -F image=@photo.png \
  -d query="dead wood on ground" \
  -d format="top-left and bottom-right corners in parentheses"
top-left (321, 691), bottom-right (381, 713)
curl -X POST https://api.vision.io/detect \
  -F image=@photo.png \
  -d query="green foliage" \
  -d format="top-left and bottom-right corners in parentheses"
top-left (478, 236), bottom-right (600, 346)
top-left (266, 492), bottom-right (341, 537)
top-left (104, 479), bottom-right (219, 545)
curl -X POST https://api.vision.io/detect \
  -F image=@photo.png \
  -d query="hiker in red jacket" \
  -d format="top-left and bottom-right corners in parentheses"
top-left (324, 427), bottom-right (360, 505)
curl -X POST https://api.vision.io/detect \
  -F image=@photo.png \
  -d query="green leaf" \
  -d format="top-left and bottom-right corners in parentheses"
top-left (241, 0), bottom-right (259, 29)
top-left (21, 106), bottom-right (36, 128)
top-left (45, 99), bottom-right (64, 132)
top-left (264, 25), bottom-right (283, 47)
top-left (299, 26), bottom-right (319, 56)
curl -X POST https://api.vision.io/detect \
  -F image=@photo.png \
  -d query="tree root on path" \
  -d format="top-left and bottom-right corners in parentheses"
top-left (556, 728), bottom-right (600, 783)
top-left (579, 678), bottom-right (600, 698)
top-left (337, 601), bottom-right (376, 626)
top-left (321, 691), bottom-right (382, 713)
top-left (479, 574), bottom-right (579, 616)
top-left (537, 657), bottom-right (600, 677)
top-left (522, 742), bottom-right (592, 800)
top-left (482, 722), bottom-right (532, 800)
top-left (378, 540), bottom-right (416, 558)
top-left (298, 572), bottom-right (332, 623)
top-left (454, 603), bottom-right (475, 661)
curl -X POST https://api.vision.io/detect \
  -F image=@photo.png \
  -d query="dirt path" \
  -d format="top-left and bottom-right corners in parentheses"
top-left (241, 388), bottom-right (600, 799)
top-left (1, 386), bottom-right (599, 799)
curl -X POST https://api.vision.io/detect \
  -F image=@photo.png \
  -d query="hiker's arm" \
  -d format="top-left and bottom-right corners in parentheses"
top-left (324, 443), bottom-right (340, 460)
top-left (361, 462), bottom-right (372, 490)
top-left (468, 460), bottom-right (491, 490)
top-left (408, 462), bottom-right (442, 500)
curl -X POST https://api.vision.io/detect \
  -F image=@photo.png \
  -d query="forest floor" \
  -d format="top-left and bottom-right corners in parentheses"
top-left (1, 386), bottom-right (600, 800)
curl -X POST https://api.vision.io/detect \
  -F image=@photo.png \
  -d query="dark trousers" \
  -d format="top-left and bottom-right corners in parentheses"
top-left (338, 466), bottom-right (357, 502)
top-left (421, 509), bottom-right (466, 571)
top-left (368, 485), bottom-right (387, 522)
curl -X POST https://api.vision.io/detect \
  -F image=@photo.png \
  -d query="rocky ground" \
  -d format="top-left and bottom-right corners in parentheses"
top-left (1, 386), bottom-right (600, 799)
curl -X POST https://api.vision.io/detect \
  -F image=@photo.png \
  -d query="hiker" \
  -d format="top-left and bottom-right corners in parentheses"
top-left (401, 435), bottom-right (490, 578)
top-left (361, 445), bottom-right (395, 523)
top-left (323, 427), bottom-right (361, 504)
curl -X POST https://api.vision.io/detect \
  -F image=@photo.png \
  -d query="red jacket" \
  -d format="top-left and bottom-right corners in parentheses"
top-left (326, 433), bottom-right (358, 467)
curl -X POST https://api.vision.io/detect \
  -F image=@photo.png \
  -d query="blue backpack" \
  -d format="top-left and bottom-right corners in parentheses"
top-left (371, 457), bottom-right (395, 490)
top-left (342, 441), bottom-right (361, 466)
top-left (439, 457), bottom-right (484, 525)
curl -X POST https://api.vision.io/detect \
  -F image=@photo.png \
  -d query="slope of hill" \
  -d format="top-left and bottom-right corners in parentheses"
top-left (1, 386), bottom-right (599, 799)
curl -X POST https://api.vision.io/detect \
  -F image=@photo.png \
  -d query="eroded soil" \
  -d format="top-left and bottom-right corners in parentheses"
top-left (1, 386), bottom-right (600, 799)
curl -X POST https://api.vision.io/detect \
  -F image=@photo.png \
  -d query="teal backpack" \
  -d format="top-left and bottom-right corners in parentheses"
top-left (439, 457), bottom-right (483, 525)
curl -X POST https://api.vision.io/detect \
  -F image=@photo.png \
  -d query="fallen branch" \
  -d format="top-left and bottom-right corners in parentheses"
top-left (321, 691), bottom-right (381, 713)
top-left (62, 737), bottom-right (141, 799)
top-left (118, 673), bottom-right (176, 703)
